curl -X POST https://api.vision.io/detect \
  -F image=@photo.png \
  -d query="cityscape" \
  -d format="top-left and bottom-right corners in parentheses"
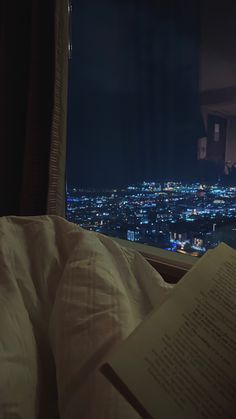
top-left (66, 181), bottom-right (236, 257)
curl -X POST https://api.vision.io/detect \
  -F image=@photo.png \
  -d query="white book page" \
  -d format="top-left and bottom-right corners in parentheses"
top-left (106, 243), bottom-right (236, 419)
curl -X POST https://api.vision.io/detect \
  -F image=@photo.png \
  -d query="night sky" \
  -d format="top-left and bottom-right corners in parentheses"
top-left (66, 0), bottom-right (205, 188)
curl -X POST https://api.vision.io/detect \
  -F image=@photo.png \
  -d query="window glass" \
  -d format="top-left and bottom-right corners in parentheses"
top-left (66, 0), bottom-right (236, 257)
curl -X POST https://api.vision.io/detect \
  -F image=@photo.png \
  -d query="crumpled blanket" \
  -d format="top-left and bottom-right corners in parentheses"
top-left (0, 215), bottom-right (173, 419)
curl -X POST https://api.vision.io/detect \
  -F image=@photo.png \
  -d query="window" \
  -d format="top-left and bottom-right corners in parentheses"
top-left (66, 1), bottom-right (236, 260)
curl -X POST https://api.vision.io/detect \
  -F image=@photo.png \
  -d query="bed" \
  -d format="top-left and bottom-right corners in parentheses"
top-left (0, 215), bottom-right (173, 419)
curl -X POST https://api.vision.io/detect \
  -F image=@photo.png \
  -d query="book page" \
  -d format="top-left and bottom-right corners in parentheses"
top-left (104, 243), bottom-right (236, 419)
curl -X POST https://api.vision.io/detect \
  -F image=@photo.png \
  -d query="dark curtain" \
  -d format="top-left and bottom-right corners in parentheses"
top-left (0, 1), bottom-right (55, 216)
top-left (67, 0), bottom-right (205, 188)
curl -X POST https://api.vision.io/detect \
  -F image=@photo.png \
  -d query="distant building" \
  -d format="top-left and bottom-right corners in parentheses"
top-left (127, 229), bottom-right (140, 242)
top-left (197, 187), bottom-right (206, 198)
top-left (193, 237), bottom-right (204, 248)
top-left (170, 231), bottom-right (187, 243)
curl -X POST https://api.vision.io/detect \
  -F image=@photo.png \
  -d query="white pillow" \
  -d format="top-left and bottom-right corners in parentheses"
top-left (0, 215), bottom-right (173, 419)
top-left (0, 216), bottom-right (63, 419)
top-left (49, 228), bottom-right (173, 419)
top-left (0, 264), bottom-right (39, 419)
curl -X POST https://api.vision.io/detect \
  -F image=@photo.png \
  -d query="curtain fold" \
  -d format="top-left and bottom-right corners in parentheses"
top-left (0, 0), bottom-right (68, 217)
top-left (47, 0), bottom-right (69, 217)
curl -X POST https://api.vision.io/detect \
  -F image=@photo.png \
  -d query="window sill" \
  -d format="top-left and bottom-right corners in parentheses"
top-left (113, 238), bottom-right (196, 284)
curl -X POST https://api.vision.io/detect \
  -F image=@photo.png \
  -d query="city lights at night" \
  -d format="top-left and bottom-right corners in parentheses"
top-left (66, 181), bottom-right (236, 257)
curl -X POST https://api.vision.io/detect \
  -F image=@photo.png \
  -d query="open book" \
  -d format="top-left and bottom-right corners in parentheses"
top-left (101, 243), bottom-right (236, 419)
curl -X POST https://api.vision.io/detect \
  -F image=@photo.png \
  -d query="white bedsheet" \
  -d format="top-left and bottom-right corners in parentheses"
top-left (0, 215), bottom-right (173, 419)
